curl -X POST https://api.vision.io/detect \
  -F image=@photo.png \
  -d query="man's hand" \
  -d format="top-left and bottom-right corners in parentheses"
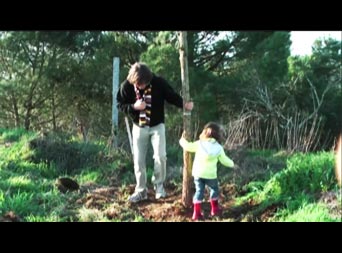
top-left (133, 99), bottom-right (146, 110)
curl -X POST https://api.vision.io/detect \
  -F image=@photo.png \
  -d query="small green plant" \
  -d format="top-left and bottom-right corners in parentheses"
top-left (78, 170), bottom-right (101, 184)
top-left (1, 191), bottom-right (36, 217)
top-left (25, 214), bottom-right (61, 222)
top-left (275, 202), bottom-right (339, 222)
top-left (0, 128), bottom-right (28, 142)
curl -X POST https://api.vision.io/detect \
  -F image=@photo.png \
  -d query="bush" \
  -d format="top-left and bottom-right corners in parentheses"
top-left (28, 133), bottom-right (105, 173)
top-left (0, 128), bottom-right (28, 142)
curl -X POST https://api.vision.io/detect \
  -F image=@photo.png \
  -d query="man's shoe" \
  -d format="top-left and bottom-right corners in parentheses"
top-left (128, 190), bottom-right (147, 203)
top-left (154, 184), bottom-right (166, 199)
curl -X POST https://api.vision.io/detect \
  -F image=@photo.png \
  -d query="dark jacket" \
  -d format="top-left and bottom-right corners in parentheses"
top-left (117, 74), bottom-right (183, 127)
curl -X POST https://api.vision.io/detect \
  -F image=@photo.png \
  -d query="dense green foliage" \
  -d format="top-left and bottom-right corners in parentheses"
top-left (237, 151), bottom-right (340, 221)
top-left (1, 31), bottom-right (340, 152)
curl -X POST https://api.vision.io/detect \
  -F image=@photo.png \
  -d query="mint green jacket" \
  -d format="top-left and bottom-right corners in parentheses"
top-left (179, 137), bottom-right (234, 179)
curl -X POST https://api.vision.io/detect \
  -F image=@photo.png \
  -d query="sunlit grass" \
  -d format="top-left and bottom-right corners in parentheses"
top-left (0, 191), bottom-right (37, 216)
top-left (0, 128), bottom-right (31, 142)
top-left (241, 151), bottom-right (335, 202)
top-left (1, 128), bottom-right (339, 222)
top-left (133, 215), bottom-right (149, 222)
top-left (25, 214), bottom-right (62, 222)
top-left (78, 207), bottom-right (109, 222)
top-left (235, 151), bottom-right (338, 221)
top-left (0, 133), bottom-right (36, 161)
top-left (78, 170), bottom-right (101, 184)
top-left (0, 190), bottom-right (4, 214)
top-left (275, 202), bottom-right (339, 222)
top-left (6, 175), bottom-right (36, 192)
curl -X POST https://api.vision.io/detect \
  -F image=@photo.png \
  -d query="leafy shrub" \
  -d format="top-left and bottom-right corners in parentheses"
top-left (262, 152), bottom-right (335, 200)
top-left (28, 133), bottom-right (105, 173)
top-left (0, 128), bottom-right (28, 142)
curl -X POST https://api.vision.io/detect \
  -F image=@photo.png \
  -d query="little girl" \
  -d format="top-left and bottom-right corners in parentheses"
top-left (179, 122), bottom-right (234, 220)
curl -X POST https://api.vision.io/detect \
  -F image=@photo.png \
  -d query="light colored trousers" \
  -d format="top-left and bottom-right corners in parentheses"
top-left (132, 123), bottom-right (167, 193)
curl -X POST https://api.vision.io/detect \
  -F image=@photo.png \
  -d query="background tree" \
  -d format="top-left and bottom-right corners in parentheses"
top-left (0, 31), bottom-right (340, 152)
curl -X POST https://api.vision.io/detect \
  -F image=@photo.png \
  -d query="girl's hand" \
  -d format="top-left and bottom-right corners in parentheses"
top-left (184, 101), bottom-right (193, 111)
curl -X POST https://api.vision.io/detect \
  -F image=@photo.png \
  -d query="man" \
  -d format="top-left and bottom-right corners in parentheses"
top-left (117, 62), bottom-right (193, 203)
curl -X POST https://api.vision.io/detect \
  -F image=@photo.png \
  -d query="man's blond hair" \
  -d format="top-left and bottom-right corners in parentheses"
top-left (127, 62), bottom-right (153, 85)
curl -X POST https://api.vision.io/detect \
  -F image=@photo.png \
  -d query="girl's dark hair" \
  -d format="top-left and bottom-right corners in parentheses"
top-left (203, 122), bottom-right (224, 143)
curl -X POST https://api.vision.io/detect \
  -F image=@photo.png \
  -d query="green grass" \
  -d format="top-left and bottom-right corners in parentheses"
top-left (275, 202), bottom-right (340, 222)
top-left (0, 128), bottom-right (29, 142)
top-left (0, 191), bottom-right (37, 216)
top-left (78, 170), bottom-right (101, 184)
top-left (1, 128), bottom-right (340, 222)
top-left (25, 214), bottom-right (62, 222)
top-left (235, 151), bottom-right (338, 221)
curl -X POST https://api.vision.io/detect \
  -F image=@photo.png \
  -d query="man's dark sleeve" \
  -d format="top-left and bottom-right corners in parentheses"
top-left (161, 78), bottom-right (183, 108)
top-left (116, 82), bottom-right (136, 118)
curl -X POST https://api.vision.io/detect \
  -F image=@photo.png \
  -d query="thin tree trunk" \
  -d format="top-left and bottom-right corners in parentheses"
top-left (10, 90), bottom-right (20, 127)
top-left (336, 134), bottom-right (341, 186)
top-left (24, 100), bottom-right (32, 130)
top-left (178, 31), bottom-right (193, 208)
top-left (51, 86), bottom-right (57, 131)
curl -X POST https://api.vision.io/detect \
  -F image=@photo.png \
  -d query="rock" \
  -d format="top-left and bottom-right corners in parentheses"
top-left (56, 177), bottom-right (79, 193)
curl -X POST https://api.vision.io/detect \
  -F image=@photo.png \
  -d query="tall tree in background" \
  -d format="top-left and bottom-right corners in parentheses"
top-left (310, 38), bottom-right (342, 139)
top-left (0, 31), bottom-right (339, 150)
top-left (0, 32), bottom-right (60, 130)
top-left (178, 31), bottom-right (193, 208)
